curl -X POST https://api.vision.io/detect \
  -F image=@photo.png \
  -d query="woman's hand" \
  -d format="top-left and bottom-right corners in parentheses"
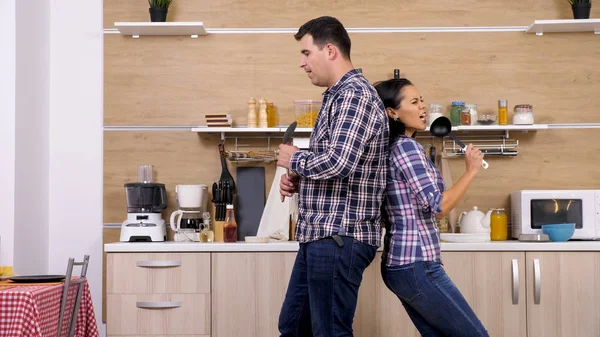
top-left (464, 144), bottom-right (483, 174)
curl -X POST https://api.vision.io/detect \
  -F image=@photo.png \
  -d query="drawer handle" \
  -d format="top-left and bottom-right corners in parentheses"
top-left (136, 260), bottom-right (181, 268)
top-left (511, 259), bottom-right (519, 305)
top-left (533, 259), bottom-right (541, 305)
top-left (136, 301), bottom-right (182, 309)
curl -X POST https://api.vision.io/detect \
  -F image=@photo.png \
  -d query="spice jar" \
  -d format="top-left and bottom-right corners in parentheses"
top-left (450, 101), bottom-right (465, 126)
top-left (465, 104), bottom-right (478, 125)
top-left (460, 107), bottom-right (472, 125)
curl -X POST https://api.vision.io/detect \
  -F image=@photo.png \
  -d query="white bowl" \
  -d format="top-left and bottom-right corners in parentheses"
top-left (244, 236), bottom-right (270, 243)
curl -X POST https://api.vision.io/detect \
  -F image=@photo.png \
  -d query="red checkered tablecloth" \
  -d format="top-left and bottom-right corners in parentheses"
top-left (0, 280), bottom-right (99, 337)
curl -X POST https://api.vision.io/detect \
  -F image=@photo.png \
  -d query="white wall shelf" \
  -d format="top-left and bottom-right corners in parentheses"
top-left (526, 19), bottom-right (600, 36)
top-left (114, 22), bottom-right (207, 38)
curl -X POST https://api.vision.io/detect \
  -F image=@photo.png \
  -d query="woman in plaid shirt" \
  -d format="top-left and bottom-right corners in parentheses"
top-left (374, 78), bottom-right (489, 337)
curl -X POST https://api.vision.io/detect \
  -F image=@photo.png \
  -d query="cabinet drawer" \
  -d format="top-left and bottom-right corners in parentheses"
top-left (107, 294), bottom-right (210, 335)
top-left (107, 253), bottom-right (210, 294)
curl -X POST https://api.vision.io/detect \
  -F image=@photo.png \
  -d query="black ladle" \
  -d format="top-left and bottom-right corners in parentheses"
top-left (429, 116), bottom-right (489, 169)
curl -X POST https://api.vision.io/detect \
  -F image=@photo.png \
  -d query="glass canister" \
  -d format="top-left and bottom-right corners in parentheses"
top-left (490, 208), bottom-right (508, 241)
top-left (450, 101), bottom-right (465, 126)
top-left (427, 103), bottom-right (443, 127)
top-left (513, 104), bottom-right (534, 125)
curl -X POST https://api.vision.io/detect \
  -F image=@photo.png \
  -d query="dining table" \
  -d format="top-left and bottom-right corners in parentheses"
top-left (0, 278), bottom-right (99, 337)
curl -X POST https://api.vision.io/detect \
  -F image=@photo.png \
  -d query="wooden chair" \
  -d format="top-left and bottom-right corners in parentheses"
top-left (56, 255), bottom-right (90, 337)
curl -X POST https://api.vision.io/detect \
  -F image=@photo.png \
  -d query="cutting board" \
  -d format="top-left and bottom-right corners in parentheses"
top-left (235, 167), bottom-right (266, 240)
top-left (256, 166), bottom-right (290, 240)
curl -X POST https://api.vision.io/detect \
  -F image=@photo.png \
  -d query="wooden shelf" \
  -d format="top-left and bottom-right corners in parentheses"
top-left (192, 126), bottom-right (313, 133)
top-left (114, 22), bottom-right (207, 38)
top-left (526, 19), bottom-right (600, 36)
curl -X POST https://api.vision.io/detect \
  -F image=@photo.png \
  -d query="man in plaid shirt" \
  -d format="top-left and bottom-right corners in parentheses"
top-left (276, 16), bottom-right (389, 337)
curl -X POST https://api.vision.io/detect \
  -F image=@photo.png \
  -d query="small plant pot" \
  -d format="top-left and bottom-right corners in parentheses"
top-left (149, 7), bottom-right (168, 22)
top-left (572, 3), bottom-right (591, 19)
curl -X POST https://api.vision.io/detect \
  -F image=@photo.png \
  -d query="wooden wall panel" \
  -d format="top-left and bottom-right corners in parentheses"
top-left (103, 131), bottom-right (277, 223)
top-left (104, 32), bottom-right (600, 126)
top-left (104, 0), bottom-right (599, 29)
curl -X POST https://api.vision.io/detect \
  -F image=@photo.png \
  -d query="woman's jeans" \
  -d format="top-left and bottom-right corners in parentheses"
top-left (278, 236), bottom-right (377, 337)
top-left (381, 261), bottom-right (489, 337)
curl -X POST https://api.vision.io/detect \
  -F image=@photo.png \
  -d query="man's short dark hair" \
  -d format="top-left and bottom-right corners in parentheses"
top-left (294, 16), bottom-right (351, 60)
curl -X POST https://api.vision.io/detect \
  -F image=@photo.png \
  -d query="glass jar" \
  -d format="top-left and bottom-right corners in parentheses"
top-left (490, 208), bottom-right (508, 241)
top-left (427, 103), bottom-right (443, 127)
top-left (450, 101), bottom-right (465, 126)
top-left (498, 100), bottom-right (508, 125)
top-left (460, 107), bottom-right (471, 125)
top-left (513, 104), bottom-right (534, 125)
top-left (465, 104), bottom-right (478, 125)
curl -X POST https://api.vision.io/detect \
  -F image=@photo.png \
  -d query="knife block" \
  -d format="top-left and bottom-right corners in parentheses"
top-left (214, 221), bottom-right (224, 242)
top-left (212, 204), bottom-right (224, 242)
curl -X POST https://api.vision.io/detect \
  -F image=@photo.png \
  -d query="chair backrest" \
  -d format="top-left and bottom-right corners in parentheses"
top-left (56, 255), bottom-right (90, 337)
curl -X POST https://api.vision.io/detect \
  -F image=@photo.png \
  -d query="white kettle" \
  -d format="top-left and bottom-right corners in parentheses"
top-left (458, 206), bottom-right (492, 233)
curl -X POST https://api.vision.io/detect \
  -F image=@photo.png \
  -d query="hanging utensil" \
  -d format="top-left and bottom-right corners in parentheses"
top-left (218, 144), bottom-right (236, 191)
top-left (430, 116), bottom-right (489, 169)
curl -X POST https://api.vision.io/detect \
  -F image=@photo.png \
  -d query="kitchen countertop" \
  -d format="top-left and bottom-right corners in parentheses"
top-left (105, 240), bottom-right (600, 252)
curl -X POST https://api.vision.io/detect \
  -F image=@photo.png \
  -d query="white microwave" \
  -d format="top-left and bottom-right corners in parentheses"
top-left (511, 190), bottom-right (600, 240)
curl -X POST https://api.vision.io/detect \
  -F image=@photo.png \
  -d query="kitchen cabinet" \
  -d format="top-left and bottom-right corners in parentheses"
top-left (105, 248), bottom-right (600, 337)
top-left (526, 252), bottom-right (600, 337)
top-left (211, 252), bottom-right (296, 337)
top-left (106, 253), bottom-right (211, 337)
top-left (443, 252), bottom-right (527, 337)
top-left (355, 252), bottom-right (527, 337)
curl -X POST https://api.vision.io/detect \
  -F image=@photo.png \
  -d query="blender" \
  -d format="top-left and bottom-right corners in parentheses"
top-left (120, 165), bottom-right (168, 242)
top-left (169, 184), bottom-right (208, 242)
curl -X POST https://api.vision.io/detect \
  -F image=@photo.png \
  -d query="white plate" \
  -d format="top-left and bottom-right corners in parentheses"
top-left (244, 236), bottom-right (270, 243)
top-left (440, 233), bottom-right (490, 243)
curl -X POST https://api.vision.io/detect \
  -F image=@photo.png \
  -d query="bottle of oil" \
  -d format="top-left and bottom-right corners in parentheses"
top-left (200, 213), bottom-right (214, 243)
top-left (498, 99), bottom-right (508, 125)
top-left (224, 204), bottom-right (238, 243)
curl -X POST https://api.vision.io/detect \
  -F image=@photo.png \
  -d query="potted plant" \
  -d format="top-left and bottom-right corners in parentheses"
top-left (569, 0), bottom-right (592, 19)
top-left (148, 0), bottom-right (172, 22)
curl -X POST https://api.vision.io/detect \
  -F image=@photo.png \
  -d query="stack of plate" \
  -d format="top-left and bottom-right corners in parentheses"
top-left (440, 232), bottom-right (490, 243)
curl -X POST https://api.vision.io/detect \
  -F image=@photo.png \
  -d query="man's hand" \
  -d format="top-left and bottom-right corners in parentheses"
top-left (280, 173), bottom-right (300, 202)
top-left (277, 144), bottom-right (299, 169)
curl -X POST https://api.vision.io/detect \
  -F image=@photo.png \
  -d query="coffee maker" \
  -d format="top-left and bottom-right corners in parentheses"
top-left (170, 184), bottom-right (208, 242)
top-left (120, 165), bottom-right (168, 242)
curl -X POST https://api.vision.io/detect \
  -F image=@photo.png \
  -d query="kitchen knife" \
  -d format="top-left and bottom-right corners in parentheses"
top-left (282, 121), bottom-right (297, 145)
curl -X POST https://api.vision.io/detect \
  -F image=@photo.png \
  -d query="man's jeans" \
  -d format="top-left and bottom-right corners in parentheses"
top-left (278, 236), bottom-right (377, 337)
top-left (381, 261), bottom-right (489, 337)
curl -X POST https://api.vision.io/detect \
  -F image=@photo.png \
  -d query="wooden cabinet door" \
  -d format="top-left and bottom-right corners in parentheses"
top-left (355, 252), bottom-right (420, 337)
top-left (526, 252), bottom-right (600, 337)
top-left (211, 252), bottom-right (296, 337)
top-left (442, 251), bottom-right (527, 337)
top-left (356, 252), bottom-right (526, 337)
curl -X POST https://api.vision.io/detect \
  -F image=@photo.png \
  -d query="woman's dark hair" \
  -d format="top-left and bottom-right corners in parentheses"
top-left (294, 16), bottom-right (351, 60)
top-left (373, 78), bottom-right (414, 142)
